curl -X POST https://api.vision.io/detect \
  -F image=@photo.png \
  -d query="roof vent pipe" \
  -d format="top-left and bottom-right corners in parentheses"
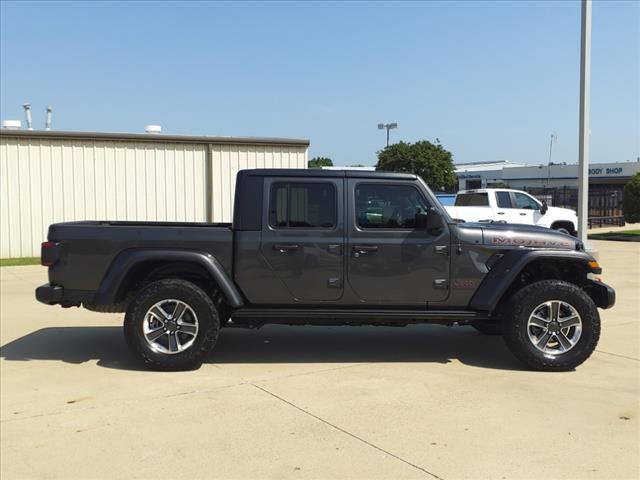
top-left (1, 120), bottom-right (22, 129)
top-left (23, 103), bottom-right (33, 130)
top-left (45, 106), bottom-right (52, 130)
top-left (144, 125), bottom-right (162, 134)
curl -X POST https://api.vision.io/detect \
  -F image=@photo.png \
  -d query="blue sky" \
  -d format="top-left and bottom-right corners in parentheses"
top-left (1, 1), bottom-right (638, 166)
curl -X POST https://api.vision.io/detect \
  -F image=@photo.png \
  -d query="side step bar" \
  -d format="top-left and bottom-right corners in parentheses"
top-left (230, 308), bottom-right (489, 327)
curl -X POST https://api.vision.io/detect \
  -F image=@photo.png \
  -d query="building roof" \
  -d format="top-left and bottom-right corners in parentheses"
top-left (0, 129), bottom-right (310, 147)
top-left (454, 160), bottom-right (528, 172)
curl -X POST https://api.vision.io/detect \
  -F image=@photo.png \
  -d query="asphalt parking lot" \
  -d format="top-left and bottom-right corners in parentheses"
top-left (1, 239), bottom-right (638, 480)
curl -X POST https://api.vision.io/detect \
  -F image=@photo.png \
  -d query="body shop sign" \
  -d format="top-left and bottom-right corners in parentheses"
top-left (589, 167), bottom-right (624, 177)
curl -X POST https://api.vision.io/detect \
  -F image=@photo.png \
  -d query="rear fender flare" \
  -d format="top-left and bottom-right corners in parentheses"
top-left (93, 249), bottom-right (244, 308)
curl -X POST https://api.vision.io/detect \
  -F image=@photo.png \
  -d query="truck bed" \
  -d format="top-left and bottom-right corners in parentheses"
top-left (47, 221), bottom-right (233, 292)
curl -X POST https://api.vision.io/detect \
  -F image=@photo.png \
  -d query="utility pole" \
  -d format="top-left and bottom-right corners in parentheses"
top-left (578, 0), bottom-right (591, 246)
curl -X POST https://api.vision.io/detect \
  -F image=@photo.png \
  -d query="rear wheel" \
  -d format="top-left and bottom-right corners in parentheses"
top-left (124, 279), bottom-right (220, 371)
top-left (502, 280), bottom-right (600, 371)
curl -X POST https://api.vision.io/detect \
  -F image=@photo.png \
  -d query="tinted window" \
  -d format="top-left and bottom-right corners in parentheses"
top-left (355, 184), bottom-right (429, 229)
top-left (455, 193), bottom-right (489, 207)
top-left (513, 192), bottom-right (539, 210)
top-left (269, 182), bottom-right (336, 228)
top-left (496, 191), bottom-right (512, 208)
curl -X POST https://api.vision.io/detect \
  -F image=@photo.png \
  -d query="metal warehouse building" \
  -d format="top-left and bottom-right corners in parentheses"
top-left (0, 130), bottom-right (309, 258)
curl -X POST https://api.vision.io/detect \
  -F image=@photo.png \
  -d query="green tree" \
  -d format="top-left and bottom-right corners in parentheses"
top-left (623, 172), bottom-right (640, 223)
top-left (308, 157), bottom-right (333, 168)
top-left (376, 140), bottom-right (457, 190)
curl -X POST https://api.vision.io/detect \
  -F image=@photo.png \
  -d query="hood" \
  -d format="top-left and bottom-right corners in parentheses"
top-left (457, 222), bottom-right (580, 250)
top-left (548, 205), bottom-right (578, 216)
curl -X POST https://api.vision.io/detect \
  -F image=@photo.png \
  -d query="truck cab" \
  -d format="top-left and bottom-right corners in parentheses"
top-left (233, 170), bottom-right (450, 306)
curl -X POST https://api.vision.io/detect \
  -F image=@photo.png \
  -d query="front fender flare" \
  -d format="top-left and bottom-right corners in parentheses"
top-left (469, 249), bottom-right (599, 312)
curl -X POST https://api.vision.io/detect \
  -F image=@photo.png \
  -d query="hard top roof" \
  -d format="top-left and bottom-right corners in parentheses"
top-left (239, 168), bottom-right (417, 180)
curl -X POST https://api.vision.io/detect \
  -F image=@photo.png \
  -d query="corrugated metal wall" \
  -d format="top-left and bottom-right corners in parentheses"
top-left (210, 144), bottom-right (308, 222)
top-left (0, 135), bottom-right (307, 258)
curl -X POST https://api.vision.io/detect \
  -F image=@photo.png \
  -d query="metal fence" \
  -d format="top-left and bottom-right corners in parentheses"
top-left (524, 186), bottom-right (625, 228)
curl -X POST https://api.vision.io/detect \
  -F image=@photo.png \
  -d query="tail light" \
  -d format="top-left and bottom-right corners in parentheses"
top-left (41, 241), bottom-right (62, 267)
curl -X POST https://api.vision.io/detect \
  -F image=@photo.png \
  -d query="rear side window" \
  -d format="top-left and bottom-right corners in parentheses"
top-left (496, 191), bottom-right (512, 208)
top-left (455, 193), bottom-right (489, 207)
top-left (269, 182), bottom-right (336, 228)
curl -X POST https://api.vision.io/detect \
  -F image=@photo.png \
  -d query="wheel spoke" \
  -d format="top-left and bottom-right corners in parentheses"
top-left (172, 302), bottom-right (187, 321)
top-left (148, 305), bottom-right (170, 322)
top-left (147, 328), bottom-right (167, 342)
top-left (560, 315), bottom-right (580, 329)
top-left (550, 301), bottom-right (560, 322)
top-left (556, 332), bottom-right (573, 351)
top-left (178, 323), bottom-right (197, 336)
top-left (529, 315), bottom-right (549, 329)
top-left (536, 331), bottom-right (552, 349)
top-left (168, 333), bottom-right (179, 352)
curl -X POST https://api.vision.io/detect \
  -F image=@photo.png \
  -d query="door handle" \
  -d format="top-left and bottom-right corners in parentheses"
top-left (353, 245), bottom-right (378, 255)
top-left (434, 245), bottom-right (448, 255)
top-left (273, 244), bottom-right (299, 253)
top-left (327, 244), bottom-right (343, 255)
top-left (497, 212), bottom-right (505, 215)
top-left (519, 213), bottom-right (526, 216)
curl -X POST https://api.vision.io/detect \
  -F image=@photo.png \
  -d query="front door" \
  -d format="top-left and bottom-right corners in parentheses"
top-left (346, 180), bottom-right (450, 305)
top-left (260, 178), bottom-right (345, 302)
top-left (506, 191), bottom-right (540, 225)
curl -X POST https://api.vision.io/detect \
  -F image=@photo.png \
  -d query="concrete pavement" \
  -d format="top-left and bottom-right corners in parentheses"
top-left (1, 240), bottom-right (638, 480)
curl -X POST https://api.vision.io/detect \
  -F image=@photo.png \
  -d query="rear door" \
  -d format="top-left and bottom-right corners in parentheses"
top-left (260, 177), bottom-right (345, 302)
top-left (346, 179), bottom-right (450, 305)
top-left (495, 190), bottom-right (513, 222)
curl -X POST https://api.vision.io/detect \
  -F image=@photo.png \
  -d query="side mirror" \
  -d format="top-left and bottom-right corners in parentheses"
top-left (540, 200), bottom-right (548, 215)
top-left (415, 212), bottom-right (428, 229)
top-left (416, 209), bottom-right (443, 234)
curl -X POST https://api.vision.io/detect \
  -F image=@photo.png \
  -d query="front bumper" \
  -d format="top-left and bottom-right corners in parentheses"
top-left (36, 283), bottom-right (64, 305)
top-left (585, 280), bottom-right (616, 310)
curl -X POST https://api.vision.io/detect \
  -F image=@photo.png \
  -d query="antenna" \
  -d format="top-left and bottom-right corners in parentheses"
top-left (45, 106), bottom-right (52, 130)
top-left (23, 102), bottom-right (33, 130)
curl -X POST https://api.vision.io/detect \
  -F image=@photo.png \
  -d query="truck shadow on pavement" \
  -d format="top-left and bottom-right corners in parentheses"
top-left (0, 324), bottom-right (525, 371)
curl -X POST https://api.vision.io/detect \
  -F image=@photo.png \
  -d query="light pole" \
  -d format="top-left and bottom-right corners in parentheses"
top-left (378, 122), bottom-right (398, 147)
top-left (577, 0), bottom-right (591, 246)
top-left (547, 132), bottom-right (558, 188)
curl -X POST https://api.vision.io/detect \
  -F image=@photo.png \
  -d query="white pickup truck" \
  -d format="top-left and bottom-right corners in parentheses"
top-left (444, 188), bottom-right (578, 236)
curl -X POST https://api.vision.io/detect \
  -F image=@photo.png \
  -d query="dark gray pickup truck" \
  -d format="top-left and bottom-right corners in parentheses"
top-left (36, 169), bottom-right (615, 371)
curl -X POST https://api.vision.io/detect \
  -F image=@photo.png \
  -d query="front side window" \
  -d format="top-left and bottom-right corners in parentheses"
top-left (512, 192), bottom-right (539, 210)
top-left (496, 191), bottom-right (512, 208)
top-left (455, 192), bottom-right (489, 207)
top-left (355, 184), bottom-right (429, 229)
top-left (269, 182), bottom-right (336, 228)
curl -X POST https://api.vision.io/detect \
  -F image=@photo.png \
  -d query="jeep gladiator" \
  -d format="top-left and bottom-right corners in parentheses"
top-left (36, 169), bottom-right (615, 371)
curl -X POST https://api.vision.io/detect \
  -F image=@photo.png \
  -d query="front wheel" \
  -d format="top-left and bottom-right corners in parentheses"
top-left (502, 280), bottom-right (600, 371)
top-left (124, 279), bottom-right (220, 371)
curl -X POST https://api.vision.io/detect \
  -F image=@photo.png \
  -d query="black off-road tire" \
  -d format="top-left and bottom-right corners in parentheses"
top-left (502, 280), bottom-right (600, 371)
top-left (124, 279), bottom-right (220, 371)
top-left (471, 320), bottom-right (503, 336)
